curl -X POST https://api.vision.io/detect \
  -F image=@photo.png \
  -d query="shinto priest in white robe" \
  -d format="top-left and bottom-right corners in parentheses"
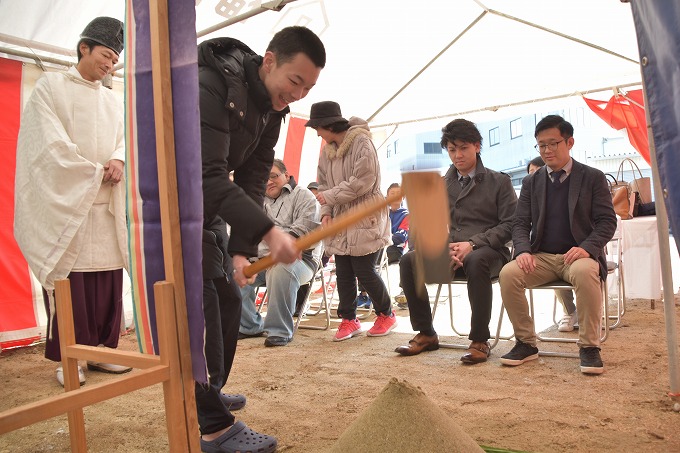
top-left (14, 66), bottom-right (128, 314)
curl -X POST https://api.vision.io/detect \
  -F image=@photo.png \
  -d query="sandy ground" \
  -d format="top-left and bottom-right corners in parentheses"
top-left (1, 267), bottom-right (680, 453)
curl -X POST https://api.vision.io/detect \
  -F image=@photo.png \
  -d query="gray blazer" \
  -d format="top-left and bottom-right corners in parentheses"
top-left (512, 158), bottom-right (617, 279)
top-left (445, 156), bottom-right (517, 262)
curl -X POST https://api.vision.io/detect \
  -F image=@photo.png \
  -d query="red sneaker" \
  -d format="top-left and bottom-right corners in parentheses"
top-left (367, 313), bottom-right (398, 337)
top-left (334, 318), bottom-right (362, 341)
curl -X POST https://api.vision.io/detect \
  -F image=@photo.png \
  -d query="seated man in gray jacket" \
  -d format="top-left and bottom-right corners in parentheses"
top-left (239, 159), bottom-right (322, 346)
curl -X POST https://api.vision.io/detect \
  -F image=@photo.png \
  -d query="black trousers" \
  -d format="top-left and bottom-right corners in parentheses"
top-left (400, 247), bottom-right (507, 342)
top-left (195, 246), bottom-right (241, 435)
top-left (335, 251), bottom-right (392, 319)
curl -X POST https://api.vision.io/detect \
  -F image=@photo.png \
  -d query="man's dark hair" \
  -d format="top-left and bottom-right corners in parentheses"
top-left (534, 114), bottom-right (574, 139)
top-left (76, 39), bottom-right (97, 62)
top-left (272, 158), bottom-right (288, 173)
top-left (387, 182), bottom-right (401, 194)
top-left (440, 118), bottom-right (482, 149)
top-left (526, 156), bottom-right (545, 173)
top-left (267, 26), bottom-right (326, 68)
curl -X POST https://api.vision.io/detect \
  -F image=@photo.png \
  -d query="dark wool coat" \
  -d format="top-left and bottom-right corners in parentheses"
top-left (444, 156), bottom-right (517, 262)
top-left (198, 37), bottom-right (289, 263)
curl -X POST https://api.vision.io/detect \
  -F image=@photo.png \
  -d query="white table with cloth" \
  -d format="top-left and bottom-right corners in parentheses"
top-left (621, 216), bottom-right (662, 300)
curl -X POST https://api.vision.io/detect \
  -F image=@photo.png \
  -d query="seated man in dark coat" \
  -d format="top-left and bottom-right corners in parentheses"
top-left (394, 119), bottom-right (517, 364)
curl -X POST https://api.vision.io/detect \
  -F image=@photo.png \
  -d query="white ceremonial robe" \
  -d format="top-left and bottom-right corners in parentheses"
top-left (14, 66), bottom-right (128, 294)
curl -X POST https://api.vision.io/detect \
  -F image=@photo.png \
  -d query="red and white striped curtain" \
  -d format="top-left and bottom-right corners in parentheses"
top-left (0, 57), bottom-right (43, 350)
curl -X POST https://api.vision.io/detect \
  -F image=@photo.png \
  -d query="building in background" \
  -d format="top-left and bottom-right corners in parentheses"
top-left (380, 99), bottom-right (651, 194)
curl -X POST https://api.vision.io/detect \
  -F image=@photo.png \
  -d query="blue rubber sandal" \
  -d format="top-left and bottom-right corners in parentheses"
top-left (200, 421), bottom-right (277, 453)
top-left (219, 393), bottom-right (246, 411)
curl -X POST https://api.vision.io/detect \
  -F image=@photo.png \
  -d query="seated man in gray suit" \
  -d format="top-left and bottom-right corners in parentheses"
top-left (394, 119), bottom-right (517, 364)
top-left (499, 115), bottom-right (616, 375)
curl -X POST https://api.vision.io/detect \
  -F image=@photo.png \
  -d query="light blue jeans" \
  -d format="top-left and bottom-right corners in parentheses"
top-left (239, 260), bottom-right (315, 340)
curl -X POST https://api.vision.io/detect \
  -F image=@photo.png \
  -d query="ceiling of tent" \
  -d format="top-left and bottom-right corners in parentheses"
top-left (0, 0), bottom-right (642, 126)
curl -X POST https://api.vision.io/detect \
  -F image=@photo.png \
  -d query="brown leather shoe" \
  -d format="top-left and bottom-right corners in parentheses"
top-left (395, 333), bottom-right (439, 356)
top-left (460, 341), bottom-right (490, 364)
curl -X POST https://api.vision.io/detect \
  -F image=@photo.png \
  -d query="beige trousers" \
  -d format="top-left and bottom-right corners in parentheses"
top-left (499, 253), bottom-right (602, 348)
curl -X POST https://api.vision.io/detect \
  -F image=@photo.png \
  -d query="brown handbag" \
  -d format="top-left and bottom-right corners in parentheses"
top-left (606, 173), bottom-right (635, 219)
top-left (616, 157), bottom-right (652, 205)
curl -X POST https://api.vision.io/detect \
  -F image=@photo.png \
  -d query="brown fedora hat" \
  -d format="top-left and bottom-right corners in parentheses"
top-left (305, 101), bottom-right (347, 128)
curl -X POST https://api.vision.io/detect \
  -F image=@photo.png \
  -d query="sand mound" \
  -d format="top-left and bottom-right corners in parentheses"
top-left (330, 378), bottom-right (484, 453)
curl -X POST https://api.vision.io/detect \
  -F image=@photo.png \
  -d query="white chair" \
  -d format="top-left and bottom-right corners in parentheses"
top-left (605, 235), bottom-right (626, 328)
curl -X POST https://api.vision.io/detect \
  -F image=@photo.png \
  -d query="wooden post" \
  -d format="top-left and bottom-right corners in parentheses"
top-left (155, 281), bottom-right (192, 452)
top-left (54, 279), bottom-right (87, 452)
top-left (148, 0), bottom-right (200, 449)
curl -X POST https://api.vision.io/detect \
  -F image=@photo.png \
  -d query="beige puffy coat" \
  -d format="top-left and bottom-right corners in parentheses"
top-left (317, 119), bottom-right (390, 256)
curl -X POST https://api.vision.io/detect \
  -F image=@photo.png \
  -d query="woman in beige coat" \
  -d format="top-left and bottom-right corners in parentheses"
top-left (306, 101), bottom-right (397, 341)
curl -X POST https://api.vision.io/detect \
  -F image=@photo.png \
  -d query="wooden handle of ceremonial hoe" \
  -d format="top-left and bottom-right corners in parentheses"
top-left (243, 189), bottom-right (403, 278)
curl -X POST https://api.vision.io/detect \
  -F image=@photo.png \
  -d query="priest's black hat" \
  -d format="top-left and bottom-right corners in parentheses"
top-left (80, 17), bottom-right (124, 55)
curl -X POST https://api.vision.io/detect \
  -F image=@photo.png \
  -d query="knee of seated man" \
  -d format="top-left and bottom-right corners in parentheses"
top-left (498, 260), bottom-right (522, 282)
top-left (268, 261), bottom-right (298, 277)
top-left (399, 250), bottom-right (415, 272)
top-left (570, 256), bottom-right (600, 277)
top-left (462, 250), bottom-right (490, 274)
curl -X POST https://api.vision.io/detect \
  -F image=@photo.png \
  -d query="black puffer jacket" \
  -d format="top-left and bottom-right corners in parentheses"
top-left (198, 37), bottom-right (289, 261)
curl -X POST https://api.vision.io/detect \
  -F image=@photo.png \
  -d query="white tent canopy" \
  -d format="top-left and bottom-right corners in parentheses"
top-left (0, 0), bottom-right (642, 126)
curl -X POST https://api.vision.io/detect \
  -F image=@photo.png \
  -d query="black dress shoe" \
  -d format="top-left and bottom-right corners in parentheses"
top-left (238, 331), bottom-right (264, 340)
top-left (264, 336), bottom-right (290, 347)
top-left (219, 393), bottom-right (246, 411)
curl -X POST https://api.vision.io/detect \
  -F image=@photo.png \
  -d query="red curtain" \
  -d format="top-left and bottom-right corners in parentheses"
top-left (583, 89), bottom-right (650, 164)
top-left (282, 116), bottom-right (306, 180)
top-left (0, 58), bottom-right (40, 348)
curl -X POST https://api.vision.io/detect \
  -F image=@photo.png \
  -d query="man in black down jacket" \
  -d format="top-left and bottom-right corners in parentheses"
top-left (197, 27), bottom-right (325, 453)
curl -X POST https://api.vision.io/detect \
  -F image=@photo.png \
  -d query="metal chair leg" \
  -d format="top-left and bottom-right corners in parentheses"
top-left (296, 266), bottom-right (331, 332)
top-left (530, 280), bottom-right (609, 358)
top-left (432, 280), bottom-right (511, 351)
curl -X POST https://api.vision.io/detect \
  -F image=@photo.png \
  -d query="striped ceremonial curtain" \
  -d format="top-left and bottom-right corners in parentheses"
top-left (282, 116), bottom-right (306, 181)
top-left (0, 57), bottom-right (43, 350)
top-left (126, 0), bottom-right (207, 382)
top-left (278, 115), bottom-right (324, 186)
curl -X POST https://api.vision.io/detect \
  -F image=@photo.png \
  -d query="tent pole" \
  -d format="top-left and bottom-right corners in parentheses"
top-left (367, 11), bottom-right (487, 123)
top-left (479, 1), bottom-right (638, 65)
top-left (112, 0), bottom-right (297, 72)
top-left (197, 0), bottom-right (297, 38)
top-left (641, 83), bottom-right (680, 408)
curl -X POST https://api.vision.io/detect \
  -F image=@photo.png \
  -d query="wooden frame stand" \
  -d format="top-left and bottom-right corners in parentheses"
top-left (0, 279), bottom-right (200, 451)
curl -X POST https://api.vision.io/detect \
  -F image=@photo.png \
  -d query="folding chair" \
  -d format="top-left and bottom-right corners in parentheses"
top-left (431, 277), bottom-right (513, 351)
top-left (605, 235), bottom-right (626, 328)
top-left (528, 279), bottom-right (609, 358)
top-left (378, 245), bottom-right (392, 295)
top-left (294, 262), bottom-right (331, 332)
